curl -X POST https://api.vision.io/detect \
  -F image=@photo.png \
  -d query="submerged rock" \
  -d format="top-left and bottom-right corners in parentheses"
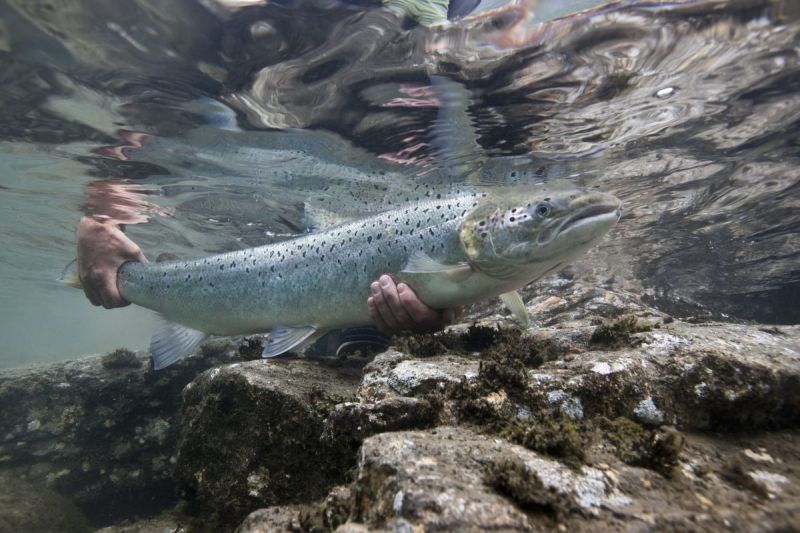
top-left (0, 472), bottom-right (89, 533)
top-left (0, 342), bottom-right (236, 525)
top-left (523, 320), bottom-right (800, 431)
top-left (348, 427), bottom-right (631, 529)
top-left (174, 358), bottom-right (363, 531)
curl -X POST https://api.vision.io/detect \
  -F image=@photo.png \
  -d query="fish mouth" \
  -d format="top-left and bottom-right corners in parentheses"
top-left (561, 202), bottom-right (621, 231)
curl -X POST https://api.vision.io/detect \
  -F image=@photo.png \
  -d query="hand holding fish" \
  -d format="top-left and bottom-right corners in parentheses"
top-left (77, 216), bottom-right (147, 309)
top-left (368, 274), bottom-right (460, 335)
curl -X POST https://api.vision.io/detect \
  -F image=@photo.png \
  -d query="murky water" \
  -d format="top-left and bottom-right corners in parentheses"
top-left (0, 0), bottom-right (798, 367)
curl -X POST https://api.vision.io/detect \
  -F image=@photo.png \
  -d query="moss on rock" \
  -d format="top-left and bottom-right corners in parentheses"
top-left (593, 417), bottom-right (685, 476)
top-left (101, 348), bottom-right (141, 370)
top-left (589, 315), bottom-right (653, 348)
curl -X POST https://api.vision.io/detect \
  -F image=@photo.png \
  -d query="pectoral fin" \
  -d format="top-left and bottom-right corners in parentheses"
top-left (262, 326), bottom-right (319, 358)
top-left (150, 316), bottom-right (208, 370)
top-left (500, 290), bottom-right (529, 327)
top-left (401, 250), bottom-right (472, 282)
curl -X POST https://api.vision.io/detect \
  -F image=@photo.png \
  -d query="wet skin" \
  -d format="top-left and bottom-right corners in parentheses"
top-left (78, 217), bottom-right (457, 335)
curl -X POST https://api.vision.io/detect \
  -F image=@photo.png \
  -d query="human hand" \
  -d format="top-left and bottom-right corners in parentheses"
top-left (77, 216), bottom-right (147, 308)
top-left (367, 274), bottom-right (461, 336)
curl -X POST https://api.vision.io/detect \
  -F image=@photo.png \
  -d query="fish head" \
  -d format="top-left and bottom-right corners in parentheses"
top-left (459, 187), bottom-right (621, 280)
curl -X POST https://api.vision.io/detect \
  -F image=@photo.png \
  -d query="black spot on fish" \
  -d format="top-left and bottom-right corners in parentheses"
top-left (367, 236), bottom-right (373, 243)
top-left (220, 265), bottom-right (224, 271)
top-left (510, 217), bottom-right (516, 222)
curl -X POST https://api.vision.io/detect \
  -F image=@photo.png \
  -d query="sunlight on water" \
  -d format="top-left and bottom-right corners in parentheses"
top-left (0, 0), bottom-right (798, 367)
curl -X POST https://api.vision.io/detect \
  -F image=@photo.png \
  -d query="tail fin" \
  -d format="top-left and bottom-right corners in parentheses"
top-left (59, 259), bottom-right (82, 289)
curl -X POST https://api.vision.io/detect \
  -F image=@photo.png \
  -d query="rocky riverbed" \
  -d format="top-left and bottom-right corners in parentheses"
top-left (1, 270), bottom-right (798, 532)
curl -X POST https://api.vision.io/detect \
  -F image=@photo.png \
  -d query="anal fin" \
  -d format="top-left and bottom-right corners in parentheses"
top-left (262, 326), bottom-right (319, 358)
top-left (150, 316), bottom-right (208, 370)
top-left (500, 291), bottom-right (529, 327)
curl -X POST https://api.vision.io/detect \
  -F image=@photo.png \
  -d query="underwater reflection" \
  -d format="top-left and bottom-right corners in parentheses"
top-left (0, 0), bottom-right (797, 365)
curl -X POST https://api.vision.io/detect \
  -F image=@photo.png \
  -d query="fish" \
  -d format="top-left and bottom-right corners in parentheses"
top-left (107, 185), bottom-right (620, 369)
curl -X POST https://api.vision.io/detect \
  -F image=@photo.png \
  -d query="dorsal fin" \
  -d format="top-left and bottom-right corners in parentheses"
top-left (304, 203), bottom-right (348, 232)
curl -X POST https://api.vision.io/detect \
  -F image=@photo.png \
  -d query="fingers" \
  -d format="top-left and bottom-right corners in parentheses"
top-left (368, 275), bottom-right (415, 335)
top-left (367, 274), bottom-right (462, 336)
top-left (81, 278), bottom-right (101, 307)
top-left (396, 283), bottom-right (442, 331)
top-left (80, 264), bottom-right (129, 309)
top-left (77, 217), bottom-right (145, 309)
top-left (99, 271), bottom-right (130, 309)
top-left (367, 296), bottom-right (391, 336)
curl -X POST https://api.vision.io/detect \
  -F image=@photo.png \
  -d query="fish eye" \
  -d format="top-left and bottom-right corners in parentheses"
top-left (536, 202), bottom-right (552, 217)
